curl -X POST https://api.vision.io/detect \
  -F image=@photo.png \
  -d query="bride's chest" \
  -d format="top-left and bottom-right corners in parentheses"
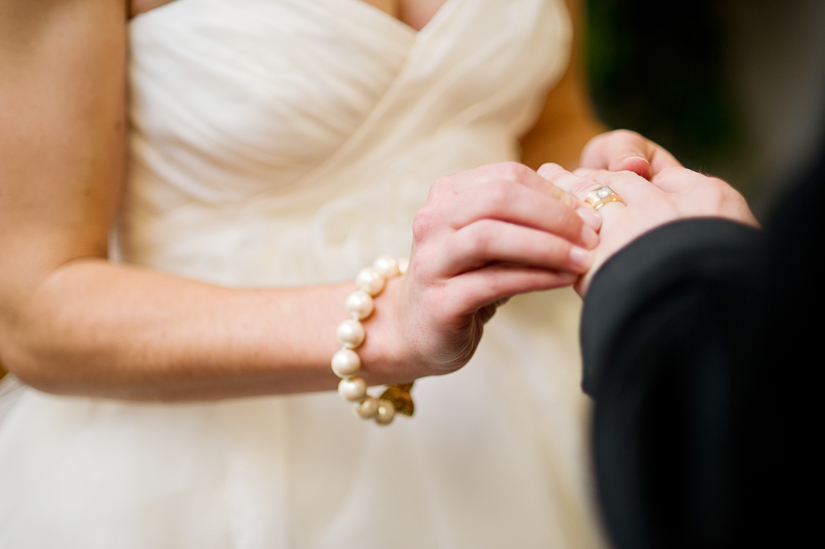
top-left (132, 0), bottom-right (447, 30)
top-left (126, 0), bottom-right (563, 202)
top-left (129, 0), bottom-right (417, 186)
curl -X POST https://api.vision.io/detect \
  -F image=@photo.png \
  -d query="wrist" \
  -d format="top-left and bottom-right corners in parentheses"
top-left (354, 275), bottom-right (413, 385)
top-left (330, 256), bottom-right (416, 425)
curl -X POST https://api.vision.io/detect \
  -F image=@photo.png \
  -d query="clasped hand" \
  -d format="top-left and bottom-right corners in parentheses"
top-left (366, 130), bottom-right (757, 384)
top-left (542, 129), bottom-right (759, 294)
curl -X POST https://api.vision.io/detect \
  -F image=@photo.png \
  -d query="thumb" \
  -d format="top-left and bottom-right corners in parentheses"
top-left (580, 130), bottom-right (654, 179)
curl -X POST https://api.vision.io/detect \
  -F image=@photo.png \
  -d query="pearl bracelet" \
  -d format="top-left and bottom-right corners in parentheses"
top-left (332, 255), bottom-right (414, 426)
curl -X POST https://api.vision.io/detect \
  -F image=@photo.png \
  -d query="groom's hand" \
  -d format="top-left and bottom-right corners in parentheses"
top-left (579, 129), bottom-right (683, 180)
top-left (538, 163), bottom-right (759, 295)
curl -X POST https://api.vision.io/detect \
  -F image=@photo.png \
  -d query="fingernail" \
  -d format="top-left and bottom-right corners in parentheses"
top-left (570, 246), bottom-right (594, 269)
top-left (624, 155), bottom-right (649, 164)
top-left (577, 207), bottom-right (602, 231)
top-left (622, 156), bottom-right (652, 177)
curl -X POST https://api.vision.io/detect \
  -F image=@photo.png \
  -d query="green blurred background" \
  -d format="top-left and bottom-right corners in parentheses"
top-left (585, 0), bottom-right (825, 218)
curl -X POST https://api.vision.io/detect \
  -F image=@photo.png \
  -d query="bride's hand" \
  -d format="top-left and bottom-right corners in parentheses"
top-left (362, 162), bottom-right (601, 380)
top-left (580, 129), bottom-right (682, 180)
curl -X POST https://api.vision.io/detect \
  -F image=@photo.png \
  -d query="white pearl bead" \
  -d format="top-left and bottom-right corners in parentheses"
top-left (374, 399), bottom-right (396, 425)
top-left (373, 255), bottom-right (400, 279)
top-left (338, 376), bottom-right (367, 402)
top-left (353, 396), bottom-right (379, 419)
top-left (344, 290), bottom-right (374, 320)
top-left (397, 257), bottom-right (409, 274)
top-left (336, 319), bottom-right (365, 349)
top-left (355, 267), bottom-right (385, 296)
top-left (331, 349), bottom-right (361, 378)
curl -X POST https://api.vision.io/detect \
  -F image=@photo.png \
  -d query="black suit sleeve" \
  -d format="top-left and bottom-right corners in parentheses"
top-left (581, 218), bottom-right (765, 398)
top-left (580, 218), bottom-right (765, 549)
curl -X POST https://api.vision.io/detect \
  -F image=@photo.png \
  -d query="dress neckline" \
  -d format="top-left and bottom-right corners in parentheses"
top-left (335, 0), bottom-right (458, 39)
top-left (131, 0), bottom-right (457, 31)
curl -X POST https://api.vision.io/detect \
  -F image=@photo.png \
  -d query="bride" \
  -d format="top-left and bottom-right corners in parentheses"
top-left (0, 0), bottom-right (652, 546)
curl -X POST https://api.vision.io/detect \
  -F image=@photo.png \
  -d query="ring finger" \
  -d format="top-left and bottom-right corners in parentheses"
top-left (541, 164), bottom-right (659, 209)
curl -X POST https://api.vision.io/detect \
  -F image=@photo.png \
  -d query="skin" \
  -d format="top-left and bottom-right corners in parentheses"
top-left (0, 0), bottom-right (626, 398)
top-left (540, 136), bottom-right (759, 296)
top-left (579, 129), bottom-right (685, 179)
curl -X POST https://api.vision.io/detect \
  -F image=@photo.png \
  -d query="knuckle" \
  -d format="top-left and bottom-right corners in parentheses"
top-left (721, 187), bottom-right (747, 209)
top-left (496, 161), bottom-right (530, 183)
top-left (483, 181), bottom-right (511, 207)
top-left (427, 175), bottom-right (452, 200)
top-left (581, 133), bottom-right (606, 157)
top-left (538, 162), bottom-right (564, 177)
top-left (697, 174), bottom-right (731, 197)
top-left (658, 166), bottom-right (686, 179)
top-left (707, 176), bottom-right (729, 190)
top-left (609, 169), bottom-right (642, 184)
top-left (411, 247), bottom-right (438, 279)
top-left (553, 188), bottom-right (578, 208)
top-left (465, 222), bottom-right (495, 255)
top-left (547, 208), bottom-right (579, 237)
top-left (569, 178), bottom-right (596, 197)
top-left (412, 206), bottom-right (437, 241)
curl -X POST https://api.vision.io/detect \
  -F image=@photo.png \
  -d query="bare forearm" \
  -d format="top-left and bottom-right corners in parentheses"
top-left (2, 259), bottom-right (388, 401)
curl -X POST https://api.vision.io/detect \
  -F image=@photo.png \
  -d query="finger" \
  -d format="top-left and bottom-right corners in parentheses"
top-left (445, 265), bottom-right (577, 314)
top-left (614, 156), bottom-right (653, 179)
top-left (650, 167), bottom-right (716, 195)
top-left (537, 163), bottom-right (602, 230)
top-left (553, 170), bottom-right (624, 217)
top-left (580, 130), bottom-right (682, 178)
top-left (429, 162), bottom-right (586, 212)
top-left (568, 168), bottom-right (661, 204)
top-left (542, 165), bottom-right (634, 212)
top-left (493, 164), bottom-right (590, 215)
top-left (580, 130), bottom-right (653, 177)
top-left (539, 162), bottom-right (590, 193)
top-left (441, 180), bottom-right (598, 249)
top-left (646, 146), bottom-right (683, 176)
top-left (439, 219), bottom-right (593, 277)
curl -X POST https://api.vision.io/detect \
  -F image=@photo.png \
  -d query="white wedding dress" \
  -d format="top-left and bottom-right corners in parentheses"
top-left (0, 0), bottom-right (604, 547)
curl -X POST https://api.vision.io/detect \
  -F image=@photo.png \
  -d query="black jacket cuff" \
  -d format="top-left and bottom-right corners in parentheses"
top-left (580, 218), bottom-right (764, 398)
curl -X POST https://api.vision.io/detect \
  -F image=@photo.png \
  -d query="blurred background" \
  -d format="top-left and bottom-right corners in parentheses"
top-left (586, 0), bottom-right (825, 219)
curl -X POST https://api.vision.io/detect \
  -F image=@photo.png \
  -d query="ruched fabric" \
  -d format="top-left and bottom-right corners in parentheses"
top-left (0, 1), bottom-right (604, 547)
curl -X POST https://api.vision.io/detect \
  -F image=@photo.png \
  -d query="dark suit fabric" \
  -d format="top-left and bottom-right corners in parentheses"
top-left (580, 154), bottom-right (821, 548)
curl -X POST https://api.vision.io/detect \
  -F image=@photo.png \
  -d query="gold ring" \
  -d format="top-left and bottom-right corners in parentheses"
top-left (585, 186), bottom-right (624, 211)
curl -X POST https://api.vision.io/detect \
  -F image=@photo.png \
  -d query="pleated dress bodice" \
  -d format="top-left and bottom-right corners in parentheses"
top-left (118, 0), bottom-right (571, 287)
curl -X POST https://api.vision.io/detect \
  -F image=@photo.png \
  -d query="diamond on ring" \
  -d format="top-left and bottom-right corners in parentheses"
top-left (585, 186), bottom-right (625, 211)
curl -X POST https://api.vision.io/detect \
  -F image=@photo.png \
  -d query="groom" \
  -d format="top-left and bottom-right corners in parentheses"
top-left (538, 130), bottom-right (815, 548)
